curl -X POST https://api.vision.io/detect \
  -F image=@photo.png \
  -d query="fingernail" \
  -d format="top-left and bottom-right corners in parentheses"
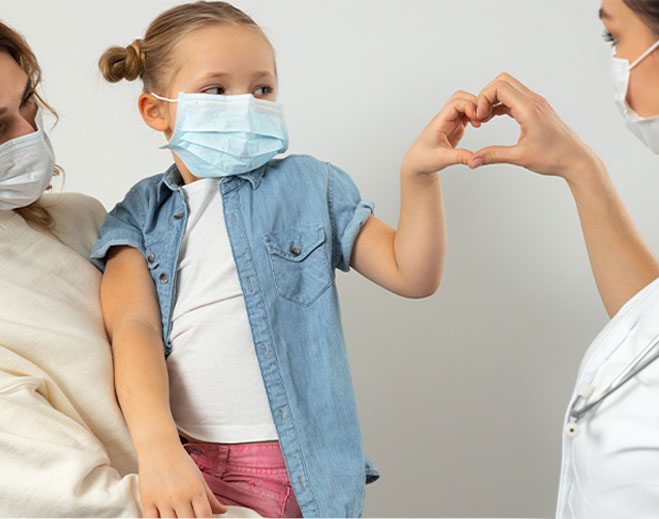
top-left (472, 158), bottom-right (483, 169)
top-left (476, 107), bottom-right (481, 119)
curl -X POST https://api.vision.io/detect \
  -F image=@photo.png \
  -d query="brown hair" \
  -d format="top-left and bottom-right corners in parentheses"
top-left (624, 0), bottom-right (659, 35)
top-left (0, 21), bottom-right (61, 232)
top-left (98, 1), bottom-right (272, 93)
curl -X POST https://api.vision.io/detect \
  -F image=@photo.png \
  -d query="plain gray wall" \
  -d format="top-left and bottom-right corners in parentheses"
top-left (3, 0), bottom-right (659, 516)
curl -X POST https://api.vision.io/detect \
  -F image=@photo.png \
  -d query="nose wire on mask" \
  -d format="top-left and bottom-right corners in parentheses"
top-left (151, 91), bottom-right (288, 178)
top-left (0, 107), bottom-right (55, 211)
top-left (611, 39), bottom-right (659, 154)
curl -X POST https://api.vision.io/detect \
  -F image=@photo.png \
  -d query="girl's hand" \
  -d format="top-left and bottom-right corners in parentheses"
top-left (401, 90), bottom-right (480, 175)
top-left (470, 73), bottom-right (602, 183)
top-left (138, 440), bottom-right (227, 518)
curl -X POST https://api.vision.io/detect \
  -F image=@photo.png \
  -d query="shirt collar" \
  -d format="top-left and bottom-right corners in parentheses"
top-left (158, 163), bottom-right (265, 194)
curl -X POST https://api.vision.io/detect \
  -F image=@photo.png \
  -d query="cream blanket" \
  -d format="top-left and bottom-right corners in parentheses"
top-left (0, 192), bottom-right (141, 517)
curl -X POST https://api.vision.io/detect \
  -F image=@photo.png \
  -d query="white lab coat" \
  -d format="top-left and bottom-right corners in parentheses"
top-left (557, 276), bottom-right (659, 518)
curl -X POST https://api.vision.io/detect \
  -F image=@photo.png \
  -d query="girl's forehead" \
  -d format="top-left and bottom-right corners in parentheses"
top-left (174, 24), bottom-right (275, 77)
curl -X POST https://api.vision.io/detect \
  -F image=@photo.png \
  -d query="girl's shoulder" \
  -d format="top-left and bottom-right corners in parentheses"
top-left (112, 167), bottom-right (178, 215)
top-left (265, 154), bottom-right (345, 183)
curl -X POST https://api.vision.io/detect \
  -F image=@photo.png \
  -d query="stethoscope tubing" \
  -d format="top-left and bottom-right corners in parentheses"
top-left (569, 333), bottom-right (659, 422)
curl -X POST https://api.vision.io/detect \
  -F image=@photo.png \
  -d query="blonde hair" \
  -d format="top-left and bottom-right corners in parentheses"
top-left (0, 21), bottom-right (61, 232)
top-left (98, 1), bottom-right (273, 93)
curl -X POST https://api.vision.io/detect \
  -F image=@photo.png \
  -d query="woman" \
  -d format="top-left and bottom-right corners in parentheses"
top-left (463, 0), bottom-right (659, 517)
top-left (0, 20), bottom-right (143, 516)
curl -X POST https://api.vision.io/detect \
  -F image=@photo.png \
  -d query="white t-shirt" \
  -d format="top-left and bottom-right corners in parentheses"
top-left (168, 178), bottom-right (278, 443)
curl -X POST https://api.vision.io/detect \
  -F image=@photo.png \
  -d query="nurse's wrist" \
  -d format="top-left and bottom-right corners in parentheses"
top-left (563, 154), bottom-right (608, 195)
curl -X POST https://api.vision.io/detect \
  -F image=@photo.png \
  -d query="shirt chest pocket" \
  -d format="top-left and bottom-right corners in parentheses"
top-left (263, 227), bottom-right (332, 306)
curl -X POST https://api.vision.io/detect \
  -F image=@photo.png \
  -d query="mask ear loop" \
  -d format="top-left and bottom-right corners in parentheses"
top-left (151, 92), bottom-right (178, 103)
top-left (629, 39), bottom-right (659, 70)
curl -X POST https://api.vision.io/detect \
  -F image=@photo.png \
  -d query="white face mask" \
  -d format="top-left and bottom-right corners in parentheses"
top-left (611, 39), bottom-right (659, 154)
top-left (0, 108), bottom-right (55, 210)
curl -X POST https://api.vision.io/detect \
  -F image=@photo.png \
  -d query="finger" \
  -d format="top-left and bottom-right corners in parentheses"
top-left (444, 148), bottom-right (474, 168)
top-left (448, 90), bottom-right (478, 120)
top-left (192, 497), bottom-right (212, 519)
top-left (471, 145), bottom-right (523, 168)
top-left (157, 506), bottom-right (177, 519)
top-left (476, 79), bottom-right (527, 122)
top-left (437, 96), bottom-right (478, 125)
top-left (174, 502), bottom-right (195, 519)
top-left (144, 504), bottom-right (160, 518)
top-left (476, 104), bottom-right (512, 124)
top-left (449, 89), bottom-right (477, 102)
top-left (207, 487), bottom-right (228, 514)
top-left (491, 73), bottom-right (537, 97)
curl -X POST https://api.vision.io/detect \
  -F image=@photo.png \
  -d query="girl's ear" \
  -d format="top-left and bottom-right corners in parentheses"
top-left (138, 93), bottom-right (170, 132)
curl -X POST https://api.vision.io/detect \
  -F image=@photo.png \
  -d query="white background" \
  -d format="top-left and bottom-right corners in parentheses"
top-left (2, 0), bottom-right (658, 516)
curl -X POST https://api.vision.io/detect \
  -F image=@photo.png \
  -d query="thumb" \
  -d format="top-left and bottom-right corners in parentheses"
top-left (444, 148), bottom-right (474, 168)
top-left (470, 145), bottom-right (522, 168)
top-left (207, 487), bottom-right (228, 515)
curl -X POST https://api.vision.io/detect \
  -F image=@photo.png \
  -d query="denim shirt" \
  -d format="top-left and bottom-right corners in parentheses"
top-left (90, 154), bottom-right (380, 517)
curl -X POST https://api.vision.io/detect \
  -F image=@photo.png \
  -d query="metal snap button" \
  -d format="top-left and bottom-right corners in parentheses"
top-left (159, 273), bottom-right (169, 283)
top-left (290, 245), bottom-right (301, 257)
top-left (173, 211), bottom-right (184, 220)
top-left (147, 252), bottom-right (155, 263)
top-left (565, 421), bottom-right (580, 438)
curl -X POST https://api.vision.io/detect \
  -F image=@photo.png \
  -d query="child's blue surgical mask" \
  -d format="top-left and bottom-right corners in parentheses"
top-left (152, 92), bottom-right (288, 178)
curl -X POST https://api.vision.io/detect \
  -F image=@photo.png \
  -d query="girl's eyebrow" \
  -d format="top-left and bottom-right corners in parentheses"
top-left (0, 78), bottom-right (30, 117)
top-left (197, 70), bottom-right (275, 81)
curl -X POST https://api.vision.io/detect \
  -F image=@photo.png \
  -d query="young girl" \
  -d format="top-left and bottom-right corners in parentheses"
top-left (92, 2), bottom-right (479, 517)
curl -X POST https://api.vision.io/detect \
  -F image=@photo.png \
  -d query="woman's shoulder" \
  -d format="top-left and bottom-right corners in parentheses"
top-left (41, 192), bottom-right (107, 258)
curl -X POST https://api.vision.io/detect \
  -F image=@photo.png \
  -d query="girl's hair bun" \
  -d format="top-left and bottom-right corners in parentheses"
top-left (98, 39), bottom-right (145, 83)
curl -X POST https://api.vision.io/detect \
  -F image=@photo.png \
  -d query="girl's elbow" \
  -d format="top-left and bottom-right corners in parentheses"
top-left (401, 276), bottom-right (442, 299)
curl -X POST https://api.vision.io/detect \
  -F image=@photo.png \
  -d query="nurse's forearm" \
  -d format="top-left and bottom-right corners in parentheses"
top-left (393, 168), bottom-right (446, 296)
top-left (112, 322), bottom-right (181, 456)
top-left (567, 158), bottom-right (659, 317)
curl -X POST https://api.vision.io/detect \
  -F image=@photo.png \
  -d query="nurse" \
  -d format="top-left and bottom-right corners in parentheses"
top-left (467, 1), bottom-right (659, 517)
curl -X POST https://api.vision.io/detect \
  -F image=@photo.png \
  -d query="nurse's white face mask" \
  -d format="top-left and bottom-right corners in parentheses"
top-left (611, 39), bottom-right (659, 154)
top-left (0, 107), bottom-right (55, 210)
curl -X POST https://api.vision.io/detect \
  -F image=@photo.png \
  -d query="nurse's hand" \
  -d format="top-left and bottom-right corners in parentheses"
top-left (469, 73), bottom-right (602, 184)
top-left (401, 90), bottom-right (481, 175)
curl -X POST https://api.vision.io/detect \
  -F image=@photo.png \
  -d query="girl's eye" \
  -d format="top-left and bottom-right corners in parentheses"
top-left (202, 86), bottom-right (225, 95)
top-left (602, 29), bottom-right (618, 46)
top-left (253, 86), bottom-right (273, 97)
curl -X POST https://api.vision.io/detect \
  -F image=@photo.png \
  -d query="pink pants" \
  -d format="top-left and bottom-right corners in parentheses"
top-left (181, 439), bottom-right (303, 518)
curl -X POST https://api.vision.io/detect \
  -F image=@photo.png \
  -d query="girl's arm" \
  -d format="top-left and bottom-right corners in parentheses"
top-left (101, 246), bottom-right (226, 518)
top-left (470, 73), bottom-right (659, 317)
top-left (350, 92), bottom-right (479, 298)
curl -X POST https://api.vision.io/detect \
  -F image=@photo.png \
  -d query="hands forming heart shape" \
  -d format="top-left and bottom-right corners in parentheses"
top-left (402, 73), bottom-right (601, 183)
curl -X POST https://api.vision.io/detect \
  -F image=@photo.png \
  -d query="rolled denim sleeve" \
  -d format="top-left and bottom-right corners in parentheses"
top-left (327, 163), bottom-right (375, 272)
top-left (89, 187), bottom-right (147, 272)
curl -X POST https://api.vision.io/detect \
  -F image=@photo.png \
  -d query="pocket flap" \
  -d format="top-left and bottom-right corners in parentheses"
top-left (263, 227), bottom-right (326, 262)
